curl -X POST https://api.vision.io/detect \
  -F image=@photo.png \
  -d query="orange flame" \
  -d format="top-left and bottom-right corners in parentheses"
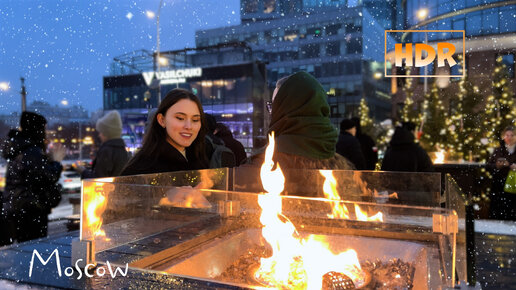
top-left (255, 133), bottom-right (367, 289)
top-left (83, 178), bottom-right (114, 240)
top-left (320, 170), bottom-right (349, 219)
top-left (320, 170), bottom-right (384, 222)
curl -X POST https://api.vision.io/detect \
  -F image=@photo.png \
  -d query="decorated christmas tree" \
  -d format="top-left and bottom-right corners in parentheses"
top-left (420, 84), bottom-right (449, 152)
top-left (483, 56), bottom-right (516, 148)
top-left (358, 97), bottom-right (374, 136)
top-left (448, 55), bottom-right (487, 161)
top-left (399, 76), bottom-right (422, 126)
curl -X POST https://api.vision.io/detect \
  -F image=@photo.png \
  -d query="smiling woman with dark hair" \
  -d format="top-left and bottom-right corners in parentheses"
top-left (121, 89), bottom-right (209, 175)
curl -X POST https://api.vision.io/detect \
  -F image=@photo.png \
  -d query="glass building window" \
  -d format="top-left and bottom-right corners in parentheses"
top-left (326, 41), bottom-right (340, 56)
top-left (307, 27), bottom-right (323, 37)
top-left (452, 16), bottom-right (465, 30)
top-left (483, 8), bottom-right (499, 35)
top-left (323, 62), bottom-right (340, 76)
top-left (326, 24), bottom-right (342, 36)
top-left (301, 43), bottom-right (320, 58)
top-left (500, 7), bottom-right (516, 33)
top-left (346, 22), bottom-right (361, 33)
top-left (466, 11), bottom-right (481, 35)
top-left (263, 0), bottom-right (276, 13)
top-left (347, 38), bottom-right (362, 54)
top-left (243, 0), bottom-right (258, 13)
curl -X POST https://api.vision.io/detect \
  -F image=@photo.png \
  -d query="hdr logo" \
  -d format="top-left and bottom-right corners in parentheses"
top-left (384, 30), bottom-right (465, 78)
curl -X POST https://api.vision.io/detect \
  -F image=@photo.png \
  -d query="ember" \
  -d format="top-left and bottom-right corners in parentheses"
top-left (216, 246), bottom-right (415, 289)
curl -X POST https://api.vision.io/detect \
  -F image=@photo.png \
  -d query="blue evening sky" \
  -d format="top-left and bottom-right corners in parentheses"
top-left (0, 0), bottom-right (240, 114)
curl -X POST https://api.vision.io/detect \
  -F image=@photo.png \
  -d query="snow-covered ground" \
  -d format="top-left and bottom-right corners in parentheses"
top-left (48, 194), bottom-right (78, 221)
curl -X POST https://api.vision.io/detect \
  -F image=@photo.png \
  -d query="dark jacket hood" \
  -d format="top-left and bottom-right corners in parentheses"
top-left (215, 125), bottom-right (233, 138)
top-left (268, 71), bottom-right (337, 160)
top-left (389, 127), bottom-right (416, 146)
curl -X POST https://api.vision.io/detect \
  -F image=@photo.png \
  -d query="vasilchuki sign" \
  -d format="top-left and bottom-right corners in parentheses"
top-left (142, 67), bottom-right (203, 86)
top-left (384, 30), bottom-right (465, 78)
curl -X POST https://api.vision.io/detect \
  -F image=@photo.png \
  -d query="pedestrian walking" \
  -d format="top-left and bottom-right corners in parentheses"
top-left (381, 122), bottom-right (433, 172)
top-left (351, 117), bottom-right (378, 170)
top-left (336, 118), bottom-right (366, 170)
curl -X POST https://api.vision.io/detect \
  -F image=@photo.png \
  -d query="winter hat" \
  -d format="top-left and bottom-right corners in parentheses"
top-left (20, 111), bottom-right (47, 138)
top-left (340, 119), bottom-right (356, 132)
top-left (96, 110), bottom-right (123, 140)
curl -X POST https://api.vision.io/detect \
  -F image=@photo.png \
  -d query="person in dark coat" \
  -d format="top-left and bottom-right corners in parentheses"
top-left (76, 110), bottom-right (129, 178)
top-left (204, 114), bottom-right (235, 168)
top-left (0, 112), bottom-right (65, 245)
top-left (381, 122), bottom-right (434, 172)
top-left (336, 119), bottom-right (366, 170)
top-left (486, 126), bottom-right (516, 220)
top-left (214, 123), bottom-right (247, 166)
top-left (351, 117), bottom-right (378, 170)
top-left (121, 89), bottom-right (208, 175)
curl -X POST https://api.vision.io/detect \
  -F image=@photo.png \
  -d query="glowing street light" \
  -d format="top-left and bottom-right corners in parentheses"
top-left (0, 82), bottom-right (9, 91)
top-left (417, 8), bottom-right (429, 94)
top-left (158, 56), bottom-right (168, 66)
top-left (417, 8), bottom-right (428, 21)
top-left (145, 10), bottom-right (155, 19)
top-left (61, 99), bottom-right (69, 106)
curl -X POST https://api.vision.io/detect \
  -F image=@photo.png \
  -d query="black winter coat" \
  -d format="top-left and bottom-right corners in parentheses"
top-left (121, 139), bottom-right (206, 176)
top-left (215, 127), bottom-right (247, 166)
top-left (381, 127), bottom-right (434, 172)
top-left (2, 130), bottom-right (62, 217)
top-left (356, 133), bottom-right (378, 170)
top-left (336, 132), bottom-right (366, 170)
top-left (81, 138), bottom-right (129, 178)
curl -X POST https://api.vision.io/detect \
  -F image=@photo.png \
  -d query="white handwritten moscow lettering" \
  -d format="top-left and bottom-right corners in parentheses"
top-left (29, 249), bottom-right (128, 279)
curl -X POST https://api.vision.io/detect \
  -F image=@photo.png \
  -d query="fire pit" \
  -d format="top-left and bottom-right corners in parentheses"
top-left (74, 136), bottom-right (466, 289)
top-left (164, 229), bottom-right (424, 289)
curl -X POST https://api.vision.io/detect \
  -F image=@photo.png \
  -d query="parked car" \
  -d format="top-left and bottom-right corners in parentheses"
top-left (59, 171), bottom-right (81, 193)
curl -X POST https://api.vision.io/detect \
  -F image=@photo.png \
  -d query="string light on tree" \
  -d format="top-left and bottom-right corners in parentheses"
top-left (484, 56), bottom-right (516, 149)
top-left (358, 98), bottom-right (374, 135)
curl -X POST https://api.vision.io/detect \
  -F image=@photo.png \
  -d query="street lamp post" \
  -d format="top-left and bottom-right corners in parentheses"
top-left (417, 8), bottom-right (429, 95)
top-left (20, 77), bottom-right (27, 112)
top-left (156, 0), bottom-right (164, 105)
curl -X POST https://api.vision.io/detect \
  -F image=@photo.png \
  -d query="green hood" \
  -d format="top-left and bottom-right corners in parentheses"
top-left (268, 71), bottom-right (337, 160)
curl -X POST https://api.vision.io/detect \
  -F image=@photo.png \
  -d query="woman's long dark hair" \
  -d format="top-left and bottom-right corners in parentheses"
top-left (124, 88), bottom-right (208, 170)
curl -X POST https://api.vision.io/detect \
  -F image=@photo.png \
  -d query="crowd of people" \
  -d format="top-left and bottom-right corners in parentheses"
top-left (0, 71), bottom-right (514, 245)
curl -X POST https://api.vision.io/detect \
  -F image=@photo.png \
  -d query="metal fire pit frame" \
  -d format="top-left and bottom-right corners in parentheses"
top-left (77, 168), bottom-right (467, 288)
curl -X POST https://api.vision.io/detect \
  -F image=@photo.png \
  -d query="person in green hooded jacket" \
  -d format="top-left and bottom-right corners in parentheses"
top-left (248, 71), bottom-right (353, 172)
